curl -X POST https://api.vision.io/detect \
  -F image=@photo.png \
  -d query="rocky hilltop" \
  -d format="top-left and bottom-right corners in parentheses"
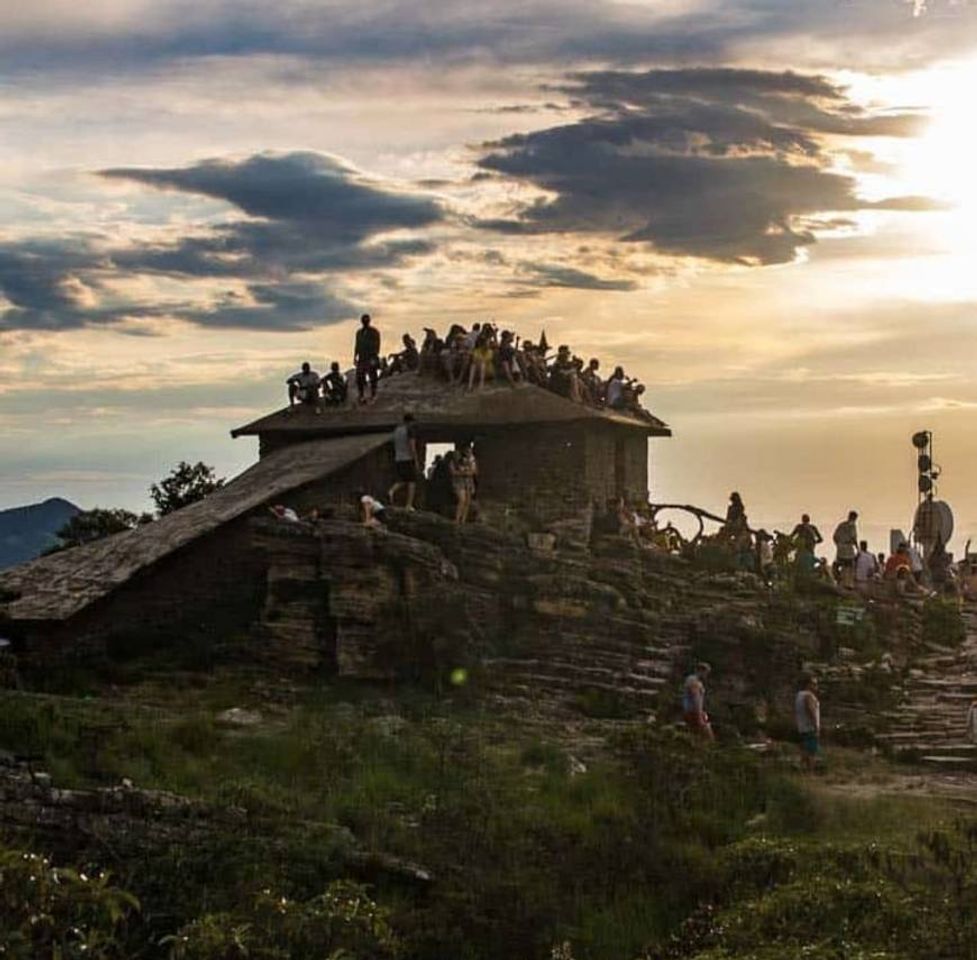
top-left (1, 508), bottom-right (976, 960)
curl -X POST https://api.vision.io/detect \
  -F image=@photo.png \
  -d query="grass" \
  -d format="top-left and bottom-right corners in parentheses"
top-left (0, 668), bottom-right (973, 960)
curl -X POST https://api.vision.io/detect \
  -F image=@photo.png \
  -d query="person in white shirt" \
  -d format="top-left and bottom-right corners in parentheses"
top-left (605, 366), bottom-right (627, 410)
top-left (269, 504), bottom-right (300, 523)
top-left (907, 543), bottom-right (925, 583)
top-left (286, 362), bottom-right (321, 407)
top-left (795, 675), bottom-right (821, 772)
top-left (854, 540), bottom-right (879, 594)
top-left (360, 493), bottom-right (388, 528)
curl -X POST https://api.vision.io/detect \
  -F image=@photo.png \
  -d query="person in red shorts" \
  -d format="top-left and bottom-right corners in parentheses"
top-left (682, 662), bottom-right (714, 741)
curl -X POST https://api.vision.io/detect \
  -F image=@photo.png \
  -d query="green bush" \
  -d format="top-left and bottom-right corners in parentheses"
top-left (165, 881), bottom-right (400, 960)
top-left (0, 846), bottom-right (139, 959)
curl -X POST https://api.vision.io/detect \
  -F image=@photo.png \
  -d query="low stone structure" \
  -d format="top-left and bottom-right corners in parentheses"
top-left (0, 374), bottom-right (669, 660)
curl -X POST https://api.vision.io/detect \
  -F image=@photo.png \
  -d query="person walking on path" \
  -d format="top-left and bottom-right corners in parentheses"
top-left (354, 313), bottom-right (381, 404)
top-left (833, 510), bottom-right (859, 588)
top-left (388, 413), bottom-right (420, 510)
top-left (682, 663), bottom-right (714, 741)
top-left (795, 675), bottom-right (821, 772)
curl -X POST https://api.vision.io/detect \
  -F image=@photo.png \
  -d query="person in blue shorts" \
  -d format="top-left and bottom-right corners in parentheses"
top-left (795, 674), bottom-right (821, 772)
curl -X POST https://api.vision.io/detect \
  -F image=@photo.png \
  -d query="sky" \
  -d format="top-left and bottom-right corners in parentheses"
top-left (1, 0), bottom-right (977, 553)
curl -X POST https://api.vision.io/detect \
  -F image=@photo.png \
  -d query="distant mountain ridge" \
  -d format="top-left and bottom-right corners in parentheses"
top-left (0, 498), bottom-right (80, 570)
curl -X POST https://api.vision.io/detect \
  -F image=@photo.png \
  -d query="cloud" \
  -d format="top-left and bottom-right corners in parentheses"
top-left (102, 151), bottom-right (443, 277)
top-left (102, 152), bottom-right (441, 240)
top-left (521, 263), bottom-right (638, 291)
top-left (1, 152), bottom-right (443, 332)
top-left (0, 0), bottom-right (974, 77)
top-left (182, 281), bottom-right (355, 331)
top-left (477, 67), bottom-right (936, 265)
top-left (0, 238), bottom-right (160, 331)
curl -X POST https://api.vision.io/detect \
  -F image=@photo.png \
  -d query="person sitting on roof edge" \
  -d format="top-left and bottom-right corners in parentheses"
top-left (388, 413), bottom-right (420, 510)
top-left (605, 366), bottom-right (627, 410)
top-left (548, 345), bottom-right (582, 403)
top-left (580, 358), bottom-right (602, 405)
top-left (354, 313), bottom-right (381, 404)
top-left (322, 362), bottom-right (348, 406)
top-left (497, 330), bottom-right (521, 386)
top-left (386, 333), bottom-right (420, 377)
top-left (286, 362), bottom-right (321, 408)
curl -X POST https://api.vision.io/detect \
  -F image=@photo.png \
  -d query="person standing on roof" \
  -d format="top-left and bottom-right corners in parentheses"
top-left (388, 413), bottom-right (421, 511)
top-left (354, 313), bottom-right (381, 404)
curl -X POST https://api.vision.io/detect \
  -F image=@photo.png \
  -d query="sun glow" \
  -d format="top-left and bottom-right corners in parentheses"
top-left (897, 56), bottom-right (977, 244)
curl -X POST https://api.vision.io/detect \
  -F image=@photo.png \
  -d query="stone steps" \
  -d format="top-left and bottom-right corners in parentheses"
top-left (501, 674), bottom-right (662, 706)
top-left (876, 604), bottom-right (977, 758)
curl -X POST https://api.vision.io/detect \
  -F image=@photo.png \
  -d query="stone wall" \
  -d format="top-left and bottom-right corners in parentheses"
top-left (582, 424), bottom-right (649, 507)
top-left (474, 425), bottom-right (588, 524)
top-left (251, 512), bottom-right (702, 718)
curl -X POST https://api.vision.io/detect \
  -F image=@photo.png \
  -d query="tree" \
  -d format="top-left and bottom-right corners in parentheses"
top-left (46, 508), bottom-right (153, 552)
top-left (150, 461), bottom-right (225, 517)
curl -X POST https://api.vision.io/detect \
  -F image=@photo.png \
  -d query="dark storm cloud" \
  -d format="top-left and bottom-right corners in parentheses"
top-left (102, 153), bottom-right (442, 241)
top-left (1, 0), bottom-right (974, 78)
top-left (477, 68), bottom-right (937, 265)
top-left (103, 152), bottom-right (442, 277)
top-left (181, 281), bottom-right (356, 331)
top-left (0, 239), bottom-right (132, 332)
top-left (1, 152), bottom-right (441, 332)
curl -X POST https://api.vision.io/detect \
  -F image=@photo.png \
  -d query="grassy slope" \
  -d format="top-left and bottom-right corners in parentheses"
top-left (2, 659), bottom-right (972, 960)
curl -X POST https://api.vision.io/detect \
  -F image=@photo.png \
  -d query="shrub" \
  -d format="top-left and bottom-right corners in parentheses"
top-left (0, 846), bottom-right (139, 959)
top-left (165, 881), bottom-right (400, 960)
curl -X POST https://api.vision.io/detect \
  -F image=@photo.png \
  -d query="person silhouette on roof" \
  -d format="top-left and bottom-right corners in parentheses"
top-left (354, 314), bottom-right (381, 404)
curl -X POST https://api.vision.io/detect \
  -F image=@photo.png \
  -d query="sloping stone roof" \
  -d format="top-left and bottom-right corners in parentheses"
top-left (231, 376), bottom-right (671, 439)
top-left (0, 433), bottom-right (387, 624)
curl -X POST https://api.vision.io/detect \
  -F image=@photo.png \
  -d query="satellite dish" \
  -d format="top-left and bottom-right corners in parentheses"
top-left (914, 499), bottom-right (954, 552)
top-left (912, 431), bottom-right (930, 449)
top-left (918, 475), bottom-right (933, 494)
top-left (917, 454), bottom-right (932, 473)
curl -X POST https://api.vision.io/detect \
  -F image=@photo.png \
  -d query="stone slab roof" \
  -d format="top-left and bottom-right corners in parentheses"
top-left (0, 433), bottom-right (387, 624)
top-left (231, 376), bottom-right (671, 439)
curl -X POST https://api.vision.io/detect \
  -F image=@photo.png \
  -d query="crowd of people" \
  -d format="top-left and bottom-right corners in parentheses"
top-left (706, 493), bottom-right (969, 601)
top-left (284, 314), bottom-right (656, 420)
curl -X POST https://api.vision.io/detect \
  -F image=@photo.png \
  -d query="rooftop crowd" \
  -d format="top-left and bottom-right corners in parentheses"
top-left (285, 313), bottom-right (657, 422)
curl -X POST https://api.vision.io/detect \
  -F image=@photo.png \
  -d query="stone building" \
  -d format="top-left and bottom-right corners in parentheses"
top-left (233, 375), bottom-right (670, 523)
top-left (0, 376), bottom-right (669, 659)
